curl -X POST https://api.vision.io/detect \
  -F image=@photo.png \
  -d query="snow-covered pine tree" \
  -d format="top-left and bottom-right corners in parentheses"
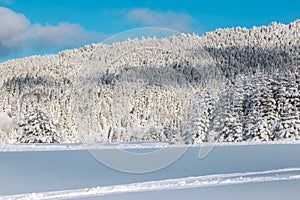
top-left (16, 107), bottom-right (61, 143)
top-left (210, 78), bottom-right (244, 142)
top-left (274, 71), bottom-right (300, 140)
top-left (181, 90), bottom-right (210, 144)
top-left (243, 72), bottom-right (279, 141)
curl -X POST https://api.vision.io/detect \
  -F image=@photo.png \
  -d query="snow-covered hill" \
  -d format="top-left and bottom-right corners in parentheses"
top-left (0, 20), bottom-right (299, 144)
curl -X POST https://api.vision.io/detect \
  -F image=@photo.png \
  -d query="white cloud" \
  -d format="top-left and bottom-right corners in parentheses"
top-left (0, 7), bottom-right (97, 57)
top-left (126, 8), bottom-right (198, 33)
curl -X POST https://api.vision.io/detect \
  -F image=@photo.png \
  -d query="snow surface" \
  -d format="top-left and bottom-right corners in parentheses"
top-left (1, 144), bottom-right (300, 199)
top-left (2, 168), bottom-right (300, 200)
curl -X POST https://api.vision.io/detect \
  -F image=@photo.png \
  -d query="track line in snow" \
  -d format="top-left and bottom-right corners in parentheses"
top-left (2, 167), bottom-right (300, 200)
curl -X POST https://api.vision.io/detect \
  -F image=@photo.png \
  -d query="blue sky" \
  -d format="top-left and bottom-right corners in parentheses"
top-left (0, 0), bottom-right (299, 62)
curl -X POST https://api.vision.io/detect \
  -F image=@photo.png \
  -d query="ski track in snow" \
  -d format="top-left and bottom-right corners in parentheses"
top-left (1, 140), bottom-right (300, 152)
top-left (2, 168), bottom-right (300, 200)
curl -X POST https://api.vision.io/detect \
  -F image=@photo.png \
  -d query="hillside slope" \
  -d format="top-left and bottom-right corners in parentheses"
top-left (0, 20), bottom-right (299, 144)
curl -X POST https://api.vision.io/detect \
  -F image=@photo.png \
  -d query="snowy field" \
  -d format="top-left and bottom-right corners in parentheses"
top-left (1, 142), bottom-right (300, 199)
